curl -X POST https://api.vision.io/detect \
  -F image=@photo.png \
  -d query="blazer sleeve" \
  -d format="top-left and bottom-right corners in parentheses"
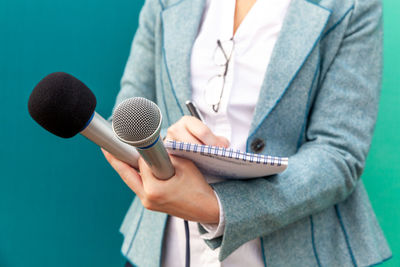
top-left (112, 0), bottom-right (161, 112)
top-left (207, 0), bottom-right (383, 261)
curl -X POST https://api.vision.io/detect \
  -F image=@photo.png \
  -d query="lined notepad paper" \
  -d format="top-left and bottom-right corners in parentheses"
top-left (165, 140), bottom-right (288, 179)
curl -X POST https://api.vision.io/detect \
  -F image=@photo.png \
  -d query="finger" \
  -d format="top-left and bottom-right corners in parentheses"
top-left (138, 157), bottom-right (172, 205)
top-left (184, 117), bottom-right (230, 147)
top-left (102, 148), bottom-right (144, 197)
top-left (166, 118), bottom-right (204, 144)
top-left (169, 155), bottom-right (201, 175)
top-left (169, 154), bottom-right (193, 169)
top-left (165, 130), bottom-right (204, 145)
top-left (101, 148), bottom-right (119, 165)
top-left (216, 135), bottom-right (230, 148)
top-left (138, 157), bottom-right (166, 182)
top-left (138, 157), bottom-right (151, 176)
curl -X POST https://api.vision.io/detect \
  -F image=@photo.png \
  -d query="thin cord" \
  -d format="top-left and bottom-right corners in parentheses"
top-left (184, 220), bottom-right (191, 267)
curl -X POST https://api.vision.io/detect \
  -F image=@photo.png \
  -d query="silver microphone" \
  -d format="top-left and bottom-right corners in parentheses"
top-left (81, 112), bottom-right (140, 168)
top-left (112, 97), bottom-right (175, 180)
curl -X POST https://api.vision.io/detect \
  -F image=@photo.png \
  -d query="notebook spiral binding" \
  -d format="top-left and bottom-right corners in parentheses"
top-left (168, 140), bottom-right (283, 166)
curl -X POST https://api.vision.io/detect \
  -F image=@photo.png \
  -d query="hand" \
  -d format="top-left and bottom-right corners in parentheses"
top-left (166, 116), bottom-right (229, 146)
top-left (102, 149), bottom-right (220, 223)
top-left (102, 116), bottom-right (229, 224)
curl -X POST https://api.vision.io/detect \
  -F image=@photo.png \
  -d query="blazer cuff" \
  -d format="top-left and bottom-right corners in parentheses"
top-left (199, 190), bottom-right (225, 239)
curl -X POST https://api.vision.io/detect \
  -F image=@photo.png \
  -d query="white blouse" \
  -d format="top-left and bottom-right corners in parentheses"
top-left (162, 0), bottom-right (291, 266)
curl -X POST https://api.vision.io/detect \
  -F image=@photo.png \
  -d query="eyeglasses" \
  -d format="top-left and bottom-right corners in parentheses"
top-left (204, 38), bottom-right (234, 113)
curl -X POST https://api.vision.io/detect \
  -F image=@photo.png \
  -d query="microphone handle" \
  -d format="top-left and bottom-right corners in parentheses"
top-left (81, 112), bottom-right (139, 168)
top-left (136, 136), bottom-right (175, 180)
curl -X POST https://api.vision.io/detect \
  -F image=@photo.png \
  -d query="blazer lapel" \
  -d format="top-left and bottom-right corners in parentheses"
top-left (161, 0), bottom-right (206, 115)
top-left (249, 0), bottom-right (331, 133)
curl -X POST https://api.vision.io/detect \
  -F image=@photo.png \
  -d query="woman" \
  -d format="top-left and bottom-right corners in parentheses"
top-left (102, 0), bottom-right (391, 266)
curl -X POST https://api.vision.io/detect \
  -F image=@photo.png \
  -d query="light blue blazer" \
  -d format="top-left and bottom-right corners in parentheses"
top-left (112, 0), bottom-right (392, 266)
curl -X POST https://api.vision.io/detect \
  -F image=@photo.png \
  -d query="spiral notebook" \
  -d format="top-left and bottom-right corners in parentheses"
top-left (164, 140), bottom-right (288, 179)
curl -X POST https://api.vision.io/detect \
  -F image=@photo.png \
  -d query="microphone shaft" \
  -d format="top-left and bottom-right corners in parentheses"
top-left (81, 112), bottom-right (139, 168)
top-left (136, 137), bottom-right (175, 179)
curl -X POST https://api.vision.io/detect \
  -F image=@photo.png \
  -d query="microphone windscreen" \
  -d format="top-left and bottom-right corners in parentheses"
top-left (28, 72), bottom-right (97, 138)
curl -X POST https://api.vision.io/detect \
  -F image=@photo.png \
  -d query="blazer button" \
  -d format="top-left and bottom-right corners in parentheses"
top-left (251, 138), bottom-right (265, 153)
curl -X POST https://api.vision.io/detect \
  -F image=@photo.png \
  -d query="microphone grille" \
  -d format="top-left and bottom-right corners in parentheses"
top-left (112, 97), bottom-right (161, 144)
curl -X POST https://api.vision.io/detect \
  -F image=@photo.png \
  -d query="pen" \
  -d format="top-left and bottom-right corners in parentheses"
top-left (185, 100), bottom-right (205, 122)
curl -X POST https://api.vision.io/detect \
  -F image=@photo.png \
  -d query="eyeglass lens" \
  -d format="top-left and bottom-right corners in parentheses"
top-left (204, 39), bottom-right (234, 112)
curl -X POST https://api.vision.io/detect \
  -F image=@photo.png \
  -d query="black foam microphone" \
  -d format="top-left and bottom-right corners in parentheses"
top-left (28, 72), bottom-right (139, 167)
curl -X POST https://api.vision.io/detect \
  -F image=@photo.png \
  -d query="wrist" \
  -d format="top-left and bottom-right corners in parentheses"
top-left (200, 189), bottom-right (225, 238)
top-left (199, 190), bottom-right (220, 224)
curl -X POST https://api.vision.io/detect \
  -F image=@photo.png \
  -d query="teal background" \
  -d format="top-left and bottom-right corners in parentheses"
top-left (0, 0), bottom-right (398, 266)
